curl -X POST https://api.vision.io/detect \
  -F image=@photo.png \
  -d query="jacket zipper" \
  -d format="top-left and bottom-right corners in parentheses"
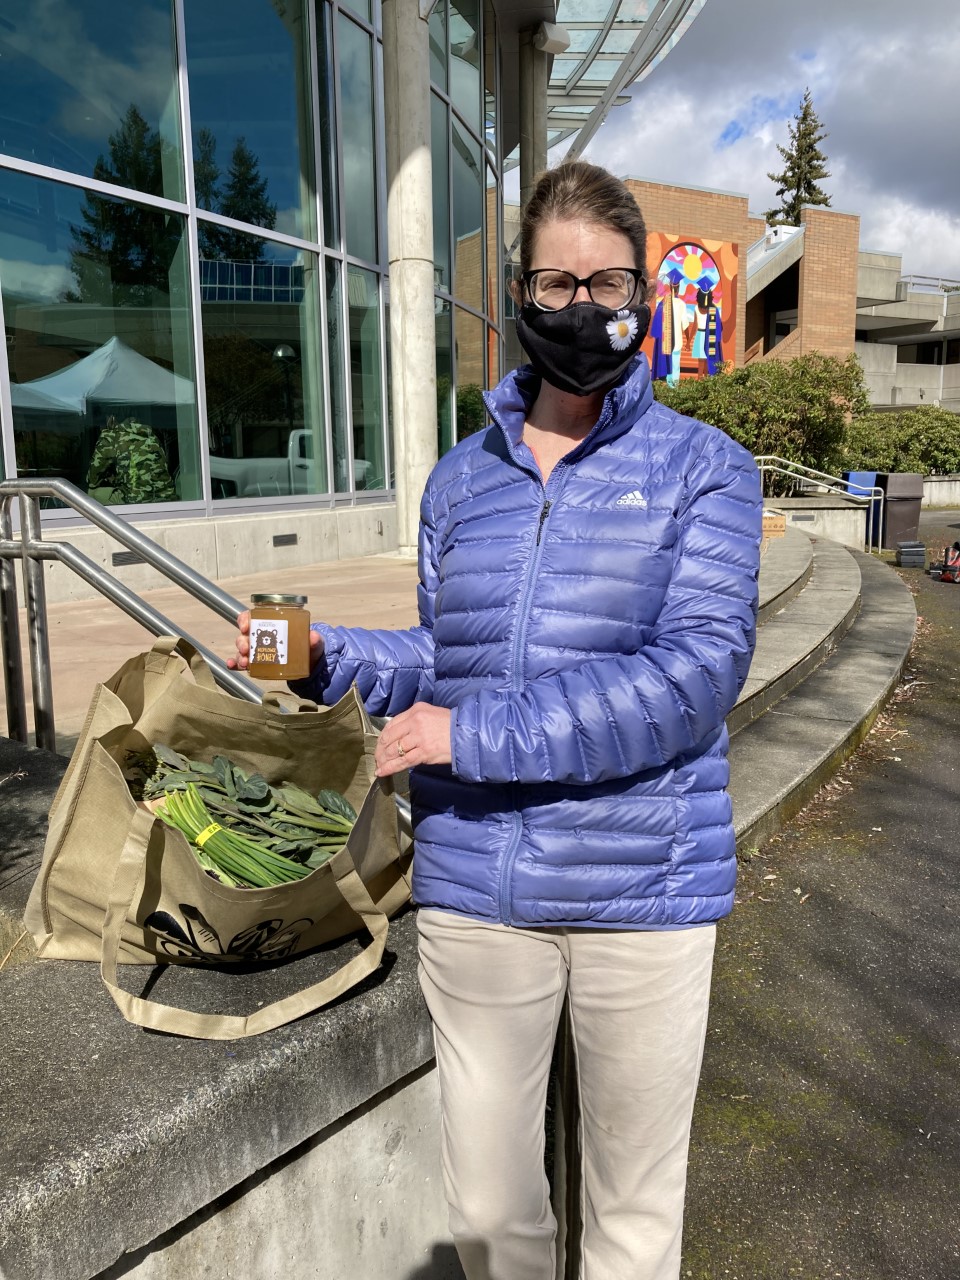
top-left (536, 499), bottom-right (552, 545)
top-left (482, 393), bottom-right (616, 925)
top-left (497, 473), bottom-right (566, 922)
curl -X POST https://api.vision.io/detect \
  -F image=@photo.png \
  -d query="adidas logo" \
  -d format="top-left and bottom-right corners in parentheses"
top-left (616, 489), bottom-right (648, 508)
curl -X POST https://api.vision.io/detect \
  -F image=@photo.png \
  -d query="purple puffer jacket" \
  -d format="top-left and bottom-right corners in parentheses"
top-left (293, 355), bottom-right (762, 927)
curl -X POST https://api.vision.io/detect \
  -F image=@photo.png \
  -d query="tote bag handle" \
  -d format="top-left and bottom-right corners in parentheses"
top-left (145, 636), bottom-right (219, 690)
top-left (99, 808), bottom-right (390, 1040)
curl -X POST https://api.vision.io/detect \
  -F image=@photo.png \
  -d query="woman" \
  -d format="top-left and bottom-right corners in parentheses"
top-left (231, 162), bottom-right (762, 1280)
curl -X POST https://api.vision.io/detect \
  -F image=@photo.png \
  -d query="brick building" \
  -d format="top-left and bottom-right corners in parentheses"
top-left (617, 176), bottom-right (959, 410)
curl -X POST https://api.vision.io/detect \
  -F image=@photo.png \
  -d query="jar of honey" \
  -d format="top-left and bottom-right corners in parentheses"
top-left (248, 594), bottom-right (311, 680)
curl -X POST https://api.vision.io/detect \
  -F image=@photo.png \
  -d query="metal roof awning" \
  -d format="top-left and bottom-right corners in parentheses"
top-left (497, 0), bottom-right (707, 169)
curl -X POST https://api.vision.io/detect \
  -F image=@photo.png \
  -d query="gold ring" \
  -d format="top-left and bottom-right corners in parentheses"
top-left (397, 741), bottom-right (405, 759)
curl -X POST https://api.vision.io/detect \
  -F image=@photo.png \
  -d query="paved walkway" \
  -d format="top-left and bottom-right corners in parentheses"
top-left (682, 511), bottom-right (960, 1278)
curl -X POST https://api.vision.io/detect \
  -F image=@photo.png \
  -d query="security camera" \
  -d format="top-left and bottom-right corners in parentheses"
top-left (534, 22), bottom-right (570, 55)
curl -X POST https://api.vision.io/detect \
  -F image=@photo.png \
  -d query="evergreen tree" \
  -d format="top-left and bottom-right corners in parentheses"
top-left (765, 89), bottom-right (832, 226)
top-left (66, 105), bottom-right (181, 304)
top-left (193, 127), bottom-right (225, 260)
top-left (217, 137), bottom-right (277, 262)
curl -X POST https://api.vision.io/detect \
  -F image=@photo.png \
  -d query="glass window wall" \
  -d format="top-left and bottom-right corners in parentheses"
top-left (338, 14), bottom-right (378, 265)
top-left (0, 0), bottom-right (184, 202)
top-left (347, 265), bottom-right (385, 490)
top-left (451, 116), bottom-right (484, 313)
top-left (483, 0), bottom-right (498, 161)
top-left (435, 302), bottom-right (453, 456)
top-left (317, 2), bottom-right (341, 250)
top-left (431, 95), bottom-right (451, 293)
top-left (1, 0), bottom-right (504, 499)
top-left (429, 0), bottom-right (448, 91)
top-left (0, 167), bottom-right (199, 503)
top-left (201, 231), bottom-right (327, 499)
top-left (449, 0), bottom-right (481, 133)
top-left (325, 257), bottom-right (352, 492)
top-left (341, 0), bottom-right (372, 23)
top-left (183, 0), bottom-right (317, 243)
top-left (454, 308), bottom-right (486, 441)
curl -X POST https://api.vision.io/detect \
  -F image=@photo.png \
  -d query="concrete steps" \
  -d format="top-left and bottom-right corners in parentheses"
top-left (730, 534), bottom-right (860, 735)
top-left (731, 533), bottom-right (916, 849)
top-left (0, 531), bottom-right (919, 1280)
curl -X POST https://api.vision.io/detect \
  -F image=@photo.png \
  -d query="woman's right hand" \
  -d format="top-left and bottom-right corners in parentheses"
top-left (227, 610), bottom-right (325, 672)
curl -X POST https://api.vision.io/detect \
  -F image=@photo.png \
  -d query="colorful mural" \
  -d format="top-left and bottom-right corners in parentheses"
top-left (643, 234), bottom-right (738, 384)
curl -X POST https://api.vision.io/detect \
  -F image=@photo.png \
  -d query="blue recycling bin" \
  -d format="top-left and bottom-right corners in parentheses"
top-left (843, 470), bottom-right (880, 545)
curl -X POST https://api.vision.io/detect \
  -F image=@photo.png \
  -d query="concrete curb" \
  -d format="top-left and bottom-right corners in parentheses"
top-left (729, 537), bottom-right (861, 736)
top-left (756, 526), bottom-right (813, 624)
top-left (730, 551), bottom-right (917, 850)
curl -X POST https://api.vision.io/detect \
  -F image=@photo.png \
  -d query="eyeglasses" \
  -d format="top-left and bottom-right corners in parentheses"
top-left (520, 267), bottom-right (645, 312)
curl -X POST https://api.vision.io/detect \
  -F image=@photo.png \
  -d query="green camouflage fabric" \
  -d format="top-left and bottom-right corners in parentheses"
top-left (86, 417), bottom-right (178, 505)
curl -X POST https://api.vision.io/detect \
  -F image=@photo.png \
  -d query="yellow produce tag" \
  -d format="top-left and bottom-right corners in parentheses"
top-left (195, 822), bottom-right (223, 848)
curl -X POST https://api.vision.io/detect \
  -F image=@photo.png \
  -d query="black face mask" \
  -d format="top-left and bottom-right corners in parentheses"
top-left (515, 301), bottom-right (651, 397)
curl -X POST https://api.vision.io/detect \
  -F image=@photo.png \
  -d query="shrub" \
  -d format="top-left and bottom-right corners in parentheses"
top-left (456, 383), bottom-right (487, 439)
top-left (842, 407), bottom-right (960, 476)
top-left (653, 353), bottom-right (869, 482)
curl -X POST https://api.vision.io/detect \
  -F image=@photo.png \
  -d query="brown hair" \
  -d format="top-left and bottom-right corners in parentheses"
top-left (519, 161), bottom-right (648, 285)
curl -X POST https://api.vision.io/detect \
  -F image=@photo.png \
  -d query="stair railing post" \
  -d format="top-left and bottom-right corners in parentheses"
top-left (18, 492), bottom-right (56, 752)
top-left (0, 495), bottom-right (28, 742)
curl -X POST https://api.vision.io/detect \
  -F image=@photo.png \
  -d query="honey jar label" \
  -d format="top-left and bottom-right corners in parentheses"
top-left (250, 619), bottom-right (288, 667)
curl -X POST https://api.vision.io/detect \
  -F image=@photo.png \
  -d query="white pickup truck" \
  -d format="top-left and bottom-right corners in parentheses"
top-left (209, 431), bottom-right (375, 497)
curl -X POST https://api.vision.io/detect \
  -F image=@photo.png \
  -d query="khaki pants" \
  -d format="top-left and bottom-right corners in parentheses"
top-left (417, 909), bottom-right (716, 1280)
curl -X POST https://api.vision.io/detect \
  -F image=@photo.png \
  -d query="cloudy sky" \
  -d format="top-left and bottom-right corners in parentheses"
top-left (576, 0), bottom-right (960, 281)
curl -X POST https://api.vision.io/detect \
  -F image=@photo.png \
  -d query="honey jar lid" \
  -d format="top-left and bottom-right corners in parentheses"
top-left (251, 593), bottom-right (308, 606)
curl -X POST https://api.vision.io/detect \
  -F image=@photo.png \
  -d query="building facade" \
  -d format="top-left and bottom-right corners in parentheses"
top-left (0, 0), bottom-right (505, 527)
top-left (619, 177), bottom-right (960, 412)
top-left (0, 0), bottom-right (707, 578)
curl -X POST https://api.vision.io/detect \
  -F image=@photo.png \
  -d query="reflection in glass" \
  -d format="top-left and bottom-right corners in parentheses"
top-left (326, 258), bottom-right (351, 493)
top-left (483, 0), bottom-right (498, 160)
top-left (429, 0), bottom-right (448, 91)
top-left (454, 309), bottom-right (486, 441)
top-left (449, 0), bottom-right (481, 132)
top-left (347, 266), bottom-right (385, 490)
top-left (338, 14), bottom-right (378, 265)
top-left (183, 0), bottom-right (316, 242)
top-left (487, 322), bottom-right (501, 391)
top-left (503, 201), bottom-right (524, 374)
top-left (435, 302), bottom-right (453, 456)
top-left (556, 0), bottom-right (611, 20)
top-left (341, 0), bottom-right (372, 22)
top-left (565, 29), bottom-right (601, 54)
top-left (317, 1), bottom-right (340, 250)
top-left (0, 168), bottom-right (199, 503)
top-left (202, 232), bottom-right (327, 498)
top-left (601, 30), bottom-right (643, 54)
top-left (452, 116), bottom-right (484, 312)
top-left (485, 162), bottom-right (500, 336)
top-left (431, 94), bottom-right (451, 292)
top-left (0, 0), bottom-right (183, 200)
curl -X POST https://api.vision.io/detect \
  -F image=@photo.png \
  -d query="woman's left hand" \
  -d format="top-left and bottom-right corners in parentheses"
top-left (375, 703), bottom-right (453, 777)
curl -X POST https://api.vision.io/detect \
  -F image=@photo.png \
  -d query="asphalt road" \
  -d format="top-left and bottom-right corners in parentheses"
top-left (682, 511), bottom-right (960, 1279)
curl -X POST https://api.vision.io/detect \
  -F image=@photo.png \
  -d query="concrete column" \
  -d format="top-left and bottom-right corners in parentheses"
top-left (382, 0), bottom-right (438, 558)
top-left (519, 31), bottom-right (549, 209)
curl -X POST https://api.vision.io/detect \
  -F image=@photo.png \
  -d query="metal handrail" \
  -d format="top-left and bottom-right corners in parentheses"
top-left (0, 478), bottom-right (261, 752)
top-left (754, 455), bottom-right (884, 557)
top-left (0, 475), bottom-right (414, 862)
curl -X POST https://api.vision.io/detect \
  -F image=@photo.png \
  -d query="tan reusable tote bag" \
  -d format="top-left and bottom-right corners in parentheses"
top-left (24, 636), bottom-right (412, 1040)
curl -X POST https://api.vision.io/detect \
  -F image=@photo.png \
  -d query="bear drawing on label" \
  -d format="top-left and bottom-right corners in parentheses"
top-left (252, 627), bottom-right (280, 664)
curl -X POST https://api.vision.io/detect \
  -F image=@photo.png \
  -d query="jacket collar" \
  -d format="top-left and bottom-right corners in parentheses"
top-left (482, 354), bottom-right (654, 466)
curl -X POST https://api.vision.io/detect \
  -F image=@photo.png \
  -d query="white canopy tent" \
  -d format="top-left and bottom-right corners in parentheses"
top-left (20, 336), bottom-right (194, 413)
top-left (8, 381), bottom-right (80, 414)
